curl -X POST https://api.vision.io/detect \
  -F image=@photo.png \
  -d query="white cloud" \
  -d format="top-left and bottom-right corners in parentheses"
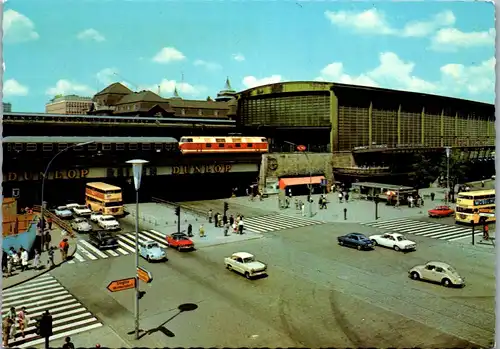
top-left (77, 28), bottom-right (105, 42)
top-left (430, 28), bottom-right (495, 51)
top-left (325, 9), bottom-right (455, 38)
top-left (3, 9), bottom-right (39, 43)
top-left (140, 79), bottom-right (205, 96)
top-left (232, 53), bottom-right (245, 62)
top-left (152, 47), bottom-right (186, 63)
top-left (440, 58), bottom-right (495, 95)
top-left (46, 80), bottom-right (96, 97)
top-left (96, 68), bottom-right (118, 86)
top-left (193, 59), bottom-right (222, 71)
top-left (3, 79), bottom-right (29, 96)
top-left (242, 75), bottom-right (284, 89)
top-left (315, 52), bottom-right (494, 100)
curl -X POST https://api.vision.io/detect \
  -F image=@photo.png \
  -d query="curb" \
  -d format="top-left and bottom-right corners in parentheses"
top-left (3, 241), bottom-right (78, 290)
top-left (197, 234), bottom-right (265, 249)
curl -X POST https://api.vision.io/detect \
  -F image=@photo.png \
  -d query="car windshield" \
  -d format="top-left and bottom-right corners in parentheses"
top-left (447, 266), bottom-right (457, 274)
top-left (242, 257), bottom-right (255, 263)
top-left (58, 206), bottom-right (68, 210)
top-left (101, 233), bottom-right (113, 239)
top-left (147, 243), bottom-right (159, 249)
top-left (77, 205), bottom-right (88, 210)
top-left (75, 218), bottom-right (86, 223)
top-left (396, 236), bottom-right (406, 241)
top-left (102, 217), bottom-right (115, 221)
top-left (93, 212), bottom-right (101, 216)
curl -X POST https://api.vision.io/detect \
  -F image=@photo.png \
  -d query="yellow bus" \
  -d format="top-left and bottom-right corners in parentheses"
top-left (455, 189), bottom-right (495, 224)
top-left (85, 182), bottom-right (124, 216)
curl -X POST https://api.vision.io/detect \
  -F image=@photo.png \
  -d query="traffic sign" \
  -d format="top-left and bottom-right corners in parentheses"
top-left (137, 267), bottom-right (153, 283)
top-left (12, 188), bottom-right (20, 198)
top-left (107, 278), bottom-right (136, 292)
top-left (296, 145), bottom-right (306, 152)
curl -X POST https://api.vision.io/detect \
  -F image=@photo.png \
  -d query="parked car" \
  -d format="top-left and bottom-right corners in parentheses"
top-left (72, 204), bottom-right (92, 217)
top-left (89, 230), bottom-right (119, 250)
top-left (224, 252), bottom-right (267, 279)
top-left (337, 233), bottom-right (374, 250)
top-left (71, 217), bottom-right (92, 233)
top-left (369, 233), bottom-right (416, 251)
top-left (409, 261), bottom-right (465, 287)
top-left (139, 240), bottom-right (167, 262)
top-left (97, 215), bottom-right (121, 231)
top-left (428, 206), bottom-right (455, 218)
top-left (165, 233), bottom-right (195, 251)
top-left (55, 206), bottom-right (73, 219)
top-left (90, 211), bottom-right (102, 223)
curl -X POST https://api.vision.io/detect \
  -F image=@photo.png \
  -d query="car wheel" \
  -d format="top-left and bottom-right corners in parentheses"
top-left (147, 256), bottom-right (150, 263)
top-left (410, 272), bottom-right (420, 280)
top-left (371, 239), bottom-right (377, 246)
top-left (357, 245), bottom-right (362, 251)
top-left (394, 245), bottom-right (400, 252)
top-left (339, 240), bottom-right (344, 246)
top-left (227, 264), bottom-right (232, 270)
top-left (177, 246), bottom-right (181, 252)
top-left (442, 278), bottom-right (452, 287)
top-left (245, 272), bottom-right (251, 279)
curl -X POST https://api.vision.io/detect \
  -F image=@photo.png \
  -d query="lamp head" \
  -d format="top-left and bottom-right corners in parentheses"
top-left (126, 159), bottom-right (149, 190)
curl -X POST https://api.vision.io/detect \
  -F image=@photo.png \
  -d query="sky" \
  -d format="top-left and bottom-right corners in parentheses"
top-left (2, 1), bottom-right (495, 112)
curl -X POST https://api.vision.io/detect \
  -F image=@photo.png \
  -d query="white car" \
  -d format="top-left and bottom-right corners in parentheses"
top-left (369, 233), bottom-right (416, 251)
top-left (71, 217), bottom-right (92, 233)
top-left (72, 204), bottom-right (91, 217)
top-left (409, 261), bottom-right (465, 287)
top-left (90, 211), bottom-right (102, 223)
top-left (97, 215), bottom-right (121, 231)
top-left (224, 252), bottom-right (267, 279)
top-left (55, 206), bottom-right (73, 219)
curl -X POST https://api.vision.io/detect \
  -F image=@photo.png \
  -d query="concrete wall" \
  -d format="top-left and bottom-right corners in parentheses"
top-left (258, 153), bottom-right (334, 191)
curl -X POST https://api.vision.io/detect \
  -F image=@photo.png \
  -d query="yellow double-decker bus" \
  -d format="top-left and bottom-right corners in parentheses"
top-left (85, 182), bottom-right (124, 216)
top-left (455, 189), bottom-right (495, 224)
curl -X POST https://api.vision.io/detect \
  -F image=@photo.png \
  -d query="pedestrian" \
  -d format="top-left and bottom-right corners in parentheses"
top-left (33, 249), bottom-right (41, 270)
top-left (223, 222), bottom-right (229, 236)
top-left (318, 197), bottom-right (323, 210)
top-left (232, 222), bottom-right (238, 234)
top-left (301, 203), bottom-right (305, 216)
top-left (430, 192), bottom-right (435, 201)
top-left (222, 214), bottom-right (228, 226)
top-left (47, 246), bottom-right (55, 268)
top-left (338, 192), bottom-right (343, 203)
top-left (59, 238), bottom-right (69, 261)
top-left (62, 336), bottom-right (75, 349)
top-left (345, 193), bottom-right (350, 202)
top-left (3, 317), bottom-right (13, 347)
top-left (5, 307), bottom-right (17, 340)
top-left (214, 213), bottom-right (219, 228)
top-left (199, 224), bottom-right (205, 238)
top-left (208, 209), bottom-right (213, 223)
top-left (17, 307), bottom-right (29, 338)
top-left (229, 215), bottom-right (234, 226)
top-left (238, 218), bottom-right (244, 234)
top-left (20, 247), bottom-right (29, 271)
top-left (43, 230), bottom-right (51, 252)
top-left (481, 180), bottom-right (485, 188)
top-left (218, 214), bottom-right (223, 228)
top-left (187, 224), bottom-right (193, 237)
top-left (6, 256), bottom-right (13, 276)
top-left (2, 250), bottom-right (7, 273)
top-left (47, 217), bottom-right (53, 230)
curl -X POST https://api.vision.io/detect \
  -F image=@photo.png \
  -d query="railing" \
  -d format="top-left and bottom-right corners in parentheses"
top-left (151, 197), bottom-right (206, 217)
top-left (33, 205), bottom-right (76, 237)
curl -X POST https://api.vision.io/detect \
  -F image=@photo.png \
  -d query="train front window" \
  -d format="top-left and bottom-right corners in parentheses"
top-left (181, 138), bottom-right (193, 142)
top-left (235, 143), bottom-right (241, 147)
top-left (218, 143), bottom-right (225, 148)
top-left (247, 143), bottom-right (253, 147)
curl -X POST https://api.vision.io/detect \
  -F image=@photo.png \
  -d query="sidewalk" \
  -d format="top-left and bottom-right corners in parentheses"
top-left (121, 203), bottom-right (264, 248)
top-left (3, 226), bottom-right (77, 290)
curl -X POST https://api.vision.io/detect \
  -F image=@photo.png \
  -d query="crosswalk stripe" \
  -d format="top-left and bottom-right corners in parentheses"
top-left (75, 245), bottom-right (98, 260)
top-left (73, 253), bottom-right (86, 262)
top-left (3, 273), bottom-right (102, 348)
top-left (361, 218), bottom-right (486, 242)
top-left (117, 240), bottom-right (136, 253)
top-left (243, 214), bottom-right (325, 233)
top-left (78, 240), bottom-right (109, 259)
top-left (149, 229), bottom-right (168, 239)
top-left (116, 247), bottom-right (129, 255)
top-left (106, 249), bottom-right (120, 257)
top-left (448, 232), bottom-right (483, 242)
top-left (140, 231), bottom-right (168, 248)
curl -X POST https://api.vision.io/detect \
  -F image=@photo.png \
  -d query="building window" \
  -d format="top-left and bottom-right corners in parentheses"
top-left (14, 143), bottom-right (23, 151)
top-left (88, 143), bottom-right (98, 151)
top-left (134, 104), bottom-right (139, 111)
top-left (198, 109), bottom-right (203, 116)
top-left (116, 143), bottom-right (125, 151)
top-left (74, 145), bottom-right (84, 151)
top-left (181, 109), bottom-right (185, 115)
top-left (58, 143), bottom-right (68, 151)
top-left (129, 143), bottom-right (138, 150)
top-left (142, 143), bottom-right (151, 150)
top-left (155, 144), bottom-right (163, 151)
top-left (214, 110), bottom-right (219, 116)
top-left (102, 143), bottom-right (111, 151)
top-left (42, 143), bottom-right (54, 151)
top-left (26, 143), bottom-right (37, 151)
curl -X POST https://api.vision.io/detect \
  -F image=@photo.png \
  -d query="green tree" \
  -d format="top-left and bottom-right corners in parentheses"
top-left (408, 153), bottom-right (440, 188)
top-left (437, 150), bottom-right (471, 191)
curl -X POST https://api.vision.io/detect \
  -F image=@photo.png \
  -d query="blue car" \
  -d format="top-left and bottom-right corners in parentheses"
top-left (139, 240), bottom-right (167, 262)
top-left (337, 233), bottom-right (374, 250)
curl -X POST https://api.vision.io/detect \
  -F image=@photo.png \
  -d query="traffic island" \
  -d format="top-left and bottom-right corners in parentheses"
top-left (2, 228), bottom-right (77, 290)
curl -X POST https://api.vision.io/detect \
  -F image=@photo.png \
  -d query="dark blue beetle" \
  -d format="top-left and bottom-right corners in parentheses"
top-left (337, 233), bottom-right (374, 250)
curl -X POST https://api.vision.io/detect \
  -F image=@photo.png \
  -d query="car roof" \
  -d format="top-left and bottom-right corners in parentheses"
top-left (383, 232), bottom-right (403, 237)
top-left (144, 240), bottom-right (158, 245)
top-left (172, 233), bottom-right (188, 237)
top-left (102, 215), bottom-right (114, 218)
top-left (232, 252), bottom-right (254, 259)
top-left (349, 233), bottom-right (366, 236)
top-left (426, 261), bottom-right (451, 268)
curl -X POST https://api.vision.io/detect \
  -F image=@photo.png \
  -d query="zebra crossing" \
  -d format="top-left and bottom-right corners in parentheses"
top-left (361, 218), bottom-right (482, 242)
top-left (68, 229), bottom-right (168, 264)
top-left (2, 274), bottom-right (102, 348)
top-left (244, 214), bottom-right (326, 233)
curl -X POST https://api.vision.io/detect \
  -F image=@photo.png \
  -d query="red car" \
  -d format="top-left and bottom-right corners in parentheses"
top-left (166, 233), bottom-right (195, 251)
top-left (428, 206), bottom-right (455, 218)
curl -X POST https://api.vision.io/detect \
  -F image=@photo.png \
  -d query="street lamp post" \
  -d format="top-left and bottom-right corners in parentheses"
top-left (126, 159), bottom-right (149, 340)
top-left (284, 141), bottom-right (313, 218)
top-left (445, 147), bottom-right (451, 205)
top-left (40, 141), bottom-right (95, 230)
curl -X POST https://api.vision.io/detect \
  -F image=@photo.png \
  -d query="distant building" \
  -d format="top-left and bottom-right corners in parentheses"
top-left (89, 80), bottom-right (236, 118)
top-left (45, 95), bottom-right (94, 115)
top-left (3, 102), bottom-right (12, 112)
top-left (215, 77), bottom-right (237, 102)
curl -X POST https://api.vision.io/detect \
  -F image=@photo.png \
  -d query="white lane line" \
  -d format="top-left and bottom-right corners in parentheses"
top-left (116, 247), bottom-right (129, 255)
top-left (105, 249), bottom-right (119, 257)
top-left (78, 240), bottom-right (109, 258)
top-left (75, 245), bottom-right (98, 260)
top-left (18, 323), bottom-right (103, 348)
top-left (425, 230), bottom-right (472, 239)
top-left (2, 278), bottom-right (57, 295)
top-left (420, 228), bottom-right (469, 238)
top-left (448, 232), bottom-right (483, 241)
top-left (364, 218), bottom-right (411, 225)
top-left (140, 231), bottom-right (168, 248)
top-left (72, 253), bottom-right (86, 262)
top-left (116, 238), bottom-right (136, 253)
top-left (2, 283), bottom-right (60, 298)
top-left (3, 286), bottom-right (66, 302)
top-left (2, 293), bottom-right (72, 310)
top-left (148, 229), bottom-right (167, 239)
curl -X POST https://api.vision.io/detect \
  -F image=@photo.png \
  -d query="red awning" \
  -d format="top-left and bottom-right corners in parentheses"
top-left (279, 176), bottom-right (326, 190)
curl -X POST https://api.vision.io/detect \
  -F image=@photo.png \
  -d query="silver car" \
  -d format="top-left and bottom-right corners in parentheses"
top-left (71, 217), bottom-right (92, 233)
top-left (409, 261), bottom-right (465, 287)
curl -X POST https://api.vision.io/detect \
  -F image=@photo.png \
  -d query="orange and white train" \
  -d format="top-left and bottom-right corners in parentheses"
top-left (179, 136), bottom-right (269, 154)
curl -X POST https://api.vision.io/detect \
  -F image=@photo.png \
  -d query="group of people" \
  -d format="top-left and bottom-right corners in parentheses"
top-left (2, 306), bottom-right (29, 347)
top-left (207, 209), bottom-right (245, 236)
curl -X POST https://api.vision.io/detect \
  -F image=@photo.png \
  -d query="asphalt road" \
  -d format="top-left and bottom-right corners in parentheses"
top-left (413, 214), bottom-right (496, 232)
top-left (50, 217), bottom-right (495, 348)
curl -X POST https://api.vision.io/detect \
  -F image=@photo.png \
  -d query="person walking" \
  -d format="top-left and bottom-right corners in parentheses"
top-left (238, 217), bottom-right (245, 234)
top-left (20, 248), bottom-right (29, 272)
top-left (301, 202), bottom-right (305, 216)
top-left (208, 209), bottom-right (213, 223)
top-left (33, 249), bottom-right (41, 270)
top-left (59, 238), bottom-right (69, 261)
top-left (47, 217), bottom-right (53, 230)
top-left (229, 215), bottom-right (234, 226)
top-left (3, 317), bottom-right (14, 347)
top-left (5, 307), bottom-right (17, 341)
top-left (2, 251), bottom-right (7, 273)
top-left (47, 246), bottom-right (55, 268)
top-left (338, 192), bottom-right (343, 203)
top-left (17, 307), bottom-right (29, 338)
top-left (187, 224), bottom-right (193, 237)
top-left (214, 213), bottom-right (219, 228)
top-left (6, 256), bottom-right (13, 277)
top-left (199, 224), bottom-right (205, 238)
top-left (62, 336), bottom-right (75, 349)
top-left (43, 230), bottom-right (51, 252)
top-left (223, 222), bottom-right (230, 236)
